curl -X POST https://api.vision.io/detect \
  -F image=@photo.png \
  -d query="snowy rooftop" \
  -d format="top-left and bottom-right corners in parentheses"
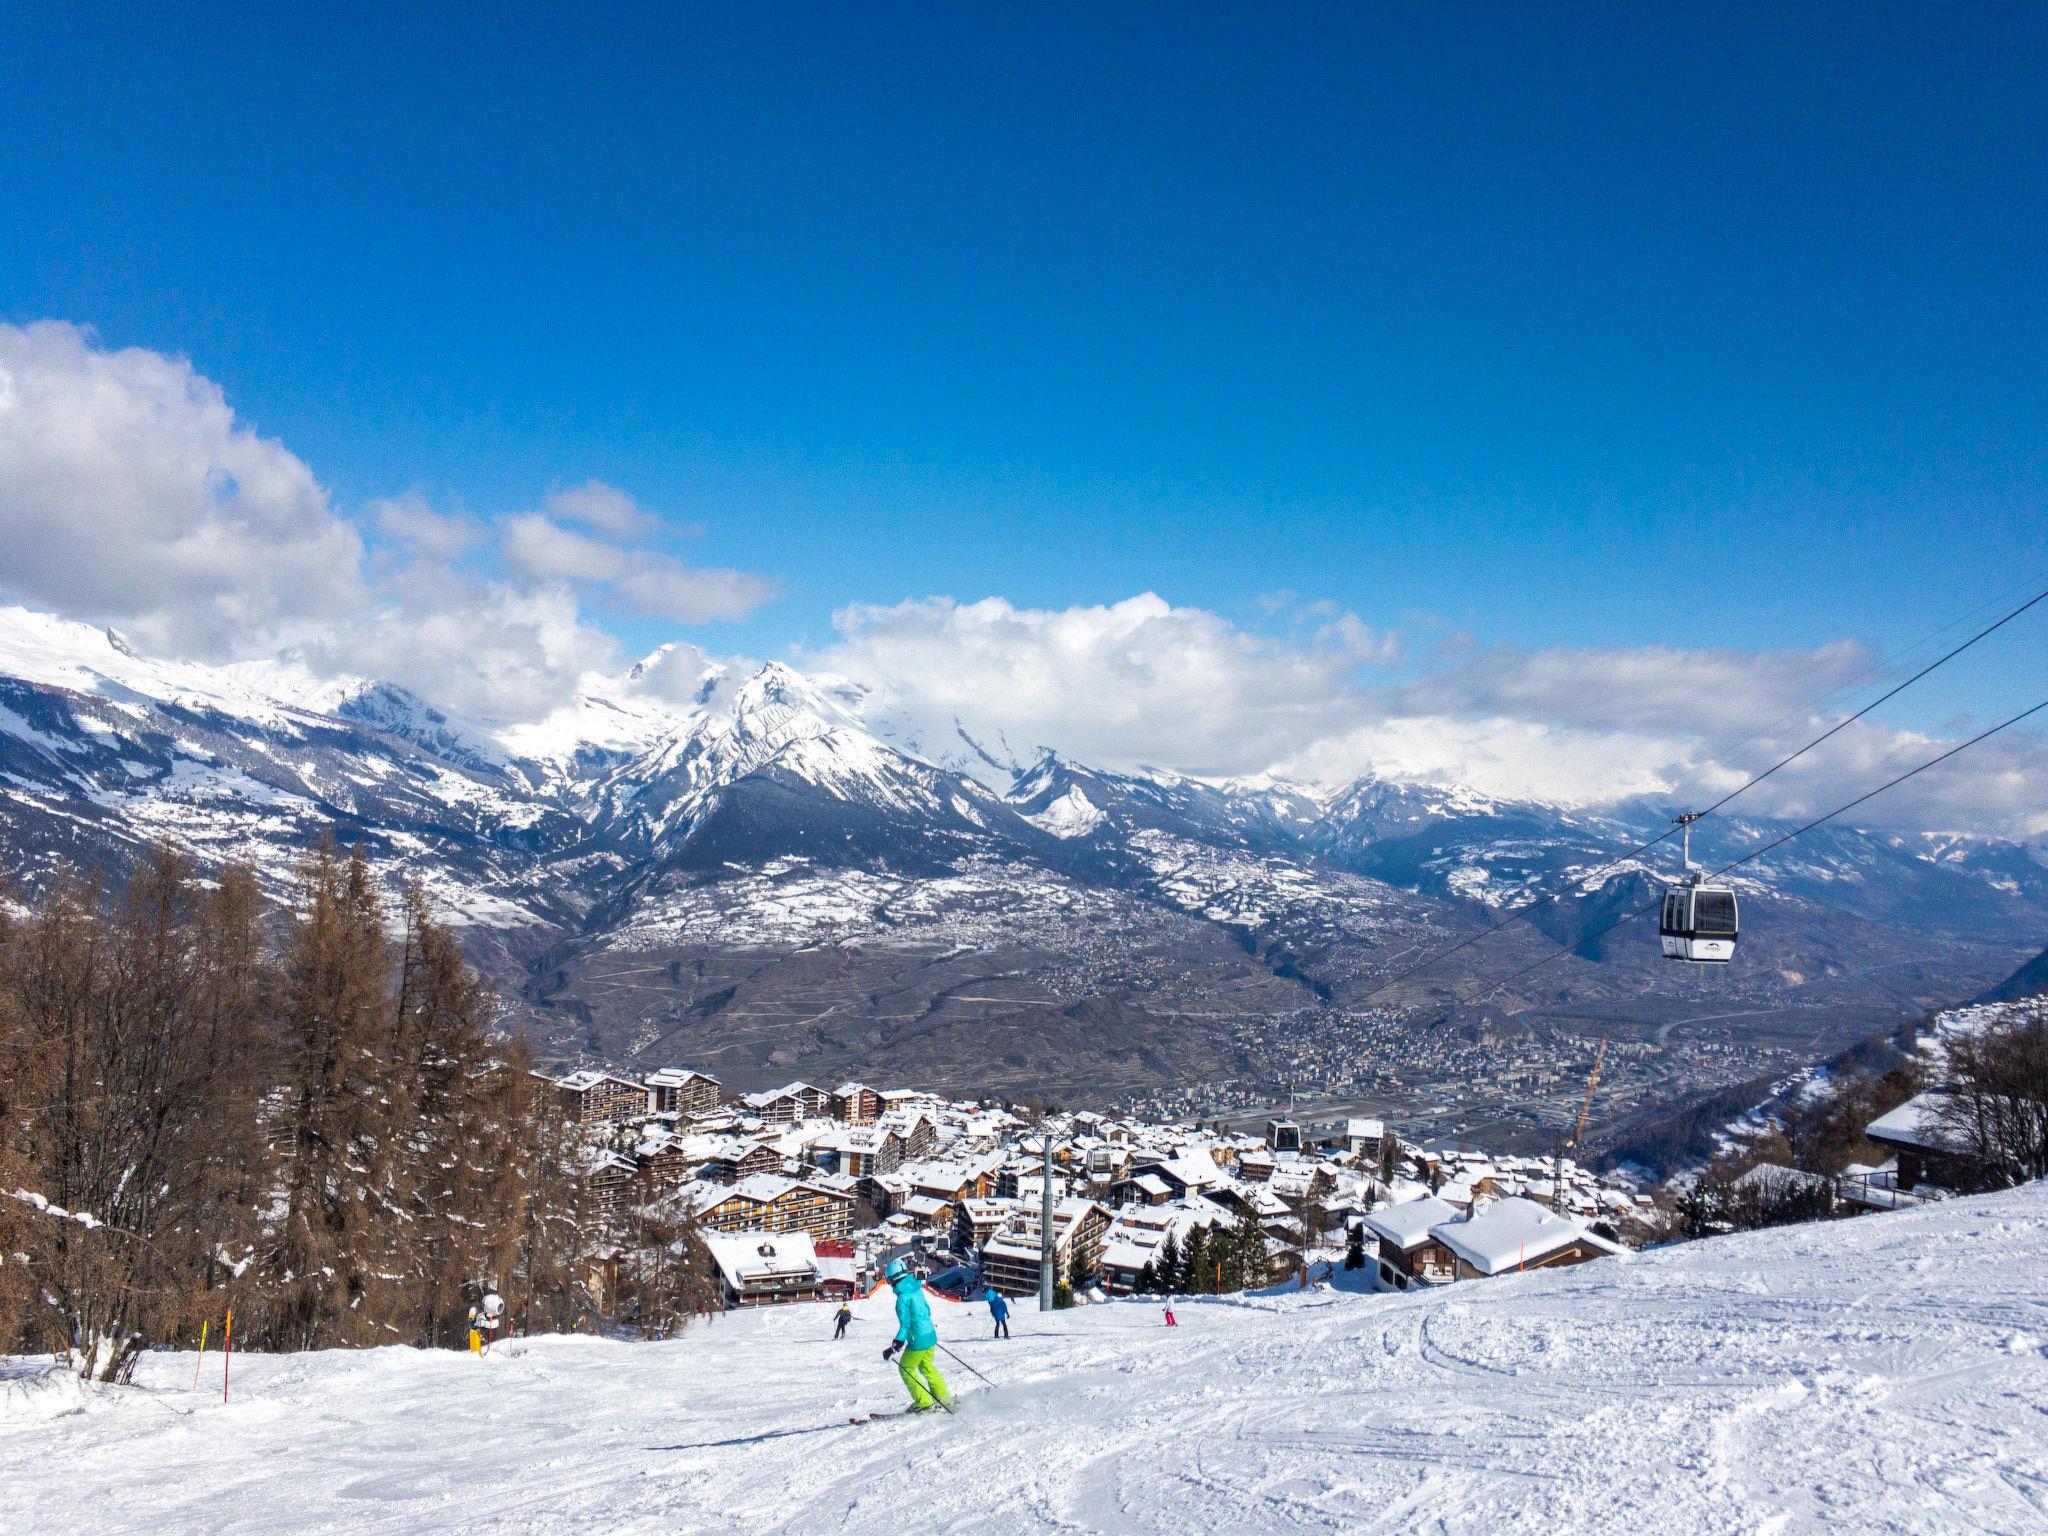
top-left (1429, 1197), bottom-right (1587, 1276)
top-left (1866, 1090), bottom-right (1963, 1153)
top-left (1361, 1195), bottom-right (1461, 1252)
top-left (701, 1230), bottom-right (818, 1287)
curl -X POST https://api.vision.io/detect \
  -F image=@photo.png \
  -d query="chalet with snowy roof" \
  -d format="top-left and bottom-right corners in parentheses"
top-left (692, 1173), bottom-right (855, 1242)
top-left (1428, 1197), bottom-right (1618, 1280)
top-left (1361, 1195), bottom-right (1462, 1285)
top-left (1864, 1090), bottom-right (1986, 1195)
top-left (897, 1192), bottom-right (954, 1231)
top-left (552, 1069), bottom-right (649, 1126)
top-left (822, 1126), bottom-right (894, 1180)
top-left (813, 1241), bottom-right (862, 1300)
top-left (704, 1231), bottom-right (820, 1308)
top-left (833, 1082), bottom-right (882, 1124)
top-left (981, 1199), bottom-right (1111, 1296)
top-left (1111, 1152), bottom-right (1227, 1208)
top-left (1098, 1200), bottom-right (1228, 1293)
top-left (644, 1067), bottom-right (721, 1117)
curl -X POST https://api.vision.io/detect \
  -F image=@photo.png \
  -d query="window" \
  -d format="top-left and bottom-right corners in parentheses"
top-left (1694, 890), bottom-right (1738, 936)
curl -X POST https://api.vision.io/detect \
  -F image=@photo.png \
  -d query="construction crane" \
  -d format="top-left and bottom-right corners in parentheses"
top-left (1552, 1035), bottom-right (1609, 1214)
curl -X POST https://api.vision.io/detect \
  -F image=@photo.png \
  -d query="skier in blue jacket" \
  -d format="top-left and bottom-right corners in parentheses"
top-left (985, 1286), bottom-right (1011, 1339)
top-left (880, 1258), bottom-right (952, 1412)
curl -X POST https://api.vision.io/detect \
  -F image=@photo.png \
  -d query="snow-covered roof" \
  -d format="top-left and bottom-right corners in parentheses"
top-left (1430, 1198), bottom-right (1587, 1276)
top-left (743, 1082), bottom-right (818, 1108)
top-left (645, 1067), bottom-right (717, 1087)
top-left (558, 1068), bottom-right (640, 1093)
top-left (1866, 1091), bottom-right (1962, 1153)
top-left (1361, 1196), bottom-right (1461, 1252)
top-left (1733, 1162), bottom-right (1832, 1197)
top-left (702, 1231), bottom-right (818, 1288)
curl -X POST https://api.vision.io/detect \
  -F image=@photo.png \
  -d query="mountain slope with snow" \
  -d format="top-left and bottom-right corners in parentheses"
top-left (3, 603), bottom-right (2043, 1098)
top-left (6, 1182), bottom-right (2047, 1534)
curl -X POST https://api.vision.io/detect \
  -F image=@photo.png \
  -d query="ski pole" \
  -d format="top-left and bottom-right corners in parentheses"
top-left (938, 1342), bottom-right (993, 1386)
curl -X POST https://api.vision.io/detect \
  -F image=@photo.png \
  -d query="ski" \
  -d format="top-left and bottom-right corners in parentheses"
top-left (849, 1398), bottom-right (959, 1424)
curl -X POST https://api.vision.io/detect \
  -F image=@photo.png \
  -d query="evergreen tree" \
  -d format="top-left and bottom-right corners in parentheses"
top-left (1155, 1229), bottom-right (1181, 1294)
top-left (1135, 1259), bottom-right (1157, 1294)
top-left (1066, 1242), bottom-right (1093, 1297)
top-left (1344, 1222), bottom-right (1366, 1271)
top-left (1184, 1225), bottom-right (1211, 1293)
top-left (1229, 1206), bottom-right (1269, 1291)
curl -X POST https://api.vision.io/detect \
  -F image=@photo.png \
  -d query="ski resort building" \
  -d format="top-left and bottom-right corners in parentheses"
top-left (691, 1174), bottom-right (855, 1242)
top-left (1098, 1200), bottom-right (1229, 1292)
top-left (583, 1150), bottom-right (641, 1225)
top-left (644, 1068), bottom-right (722, 1117)
top-left (551, 1070), bottom-right (649, 1126)
top-left (833, 1083), bottom-right (882, 1124)
top-left (1863, 1090), bottom-right (1990, 1195)
top-left (1427, 1196), bottom-right (1618, 1279)
top-left (980, 1198), bottom-right (1111, 1295)
top-left (743, 1082), bottom-right (832, 1125)
top-left (703, 1232), bottom-right (821, 1308)
top-left (951, 1197), bottom-right (1017, 1260)
top-left (1345, 1118), bottom-right (1387, 1161)
top-left (1360, 1195), bottom-right (1462, 1284)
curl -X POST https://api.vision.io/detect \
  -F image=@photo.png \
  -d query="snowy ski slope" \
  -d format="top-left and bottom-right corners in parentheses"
top-left (5, 1182), bottom-right (2047, 1534)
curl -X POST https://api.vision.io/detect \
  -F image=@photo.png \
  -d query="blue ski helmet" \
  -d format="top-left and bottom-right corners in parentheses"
top-left (884, 1257), bottom-right (911, 1283)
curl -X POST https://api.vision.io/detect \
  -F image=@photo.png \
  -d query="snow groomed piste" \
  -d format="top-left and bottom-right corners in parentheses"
top-left (5, 1180), bottom-right (2047, 1534)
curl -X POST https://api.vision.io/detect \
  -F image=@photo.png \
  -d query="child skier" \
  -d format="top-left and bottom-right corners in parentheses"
top-left (879, 1258), bottom-right (952, 1412)
top-left (985, 1286), bottom-right (1010, 1340)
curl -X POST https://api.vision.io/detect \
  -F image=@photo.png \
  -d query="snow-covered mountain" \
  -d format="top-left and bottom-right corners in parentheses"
top-left (3, 604), bottom-right (2044, 1093)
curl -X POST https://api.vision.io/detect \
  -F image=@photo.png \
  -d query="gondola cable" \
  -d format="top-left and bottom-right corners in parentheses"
top-left (1353, 583), bottom-right (2048, 998)
top-left (1456, 692), bottom-right (2048, 1006)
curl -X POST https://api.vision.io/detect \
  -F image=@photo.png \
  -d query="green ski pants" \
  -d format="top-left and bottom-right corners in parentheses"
top-left (897, 1345), bottom-right (951, 1408)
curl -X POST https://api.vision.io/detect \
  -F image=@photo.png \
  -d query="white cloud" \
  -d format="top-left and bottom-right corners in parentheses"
top-left (372, 493), bottom-right (485, 560)
top-left (501, 514), bottom-right (630, 583)
top-left (816, 591), bottom-right (2048, 837)
top-left (0, 321), bottom-right (773, 722)
top-left (818, 593), bottom-right (1386, 777)
top-left (544, 479), bottom-right (660, 539)
top-left (618, 556), bottom-right (778, 623)
top-left (0, 320), bottom-right (363, 657)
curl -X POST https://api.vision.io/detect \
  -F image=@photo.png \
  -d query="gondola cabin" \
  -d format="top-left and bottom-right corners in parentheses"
top-left (1659, 882), bottom-right (1738, 963)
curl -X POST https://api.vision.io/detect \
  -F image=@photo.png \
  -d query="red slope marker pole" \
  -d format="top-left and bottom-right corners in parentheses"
top-left (223, 1307), bottom-right (233, 1404)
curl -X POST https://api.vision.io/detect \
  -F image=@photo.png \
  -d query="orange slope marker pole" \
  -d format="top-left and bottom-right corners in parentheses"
top-left (222, 1308), bottom-right (234, 1404)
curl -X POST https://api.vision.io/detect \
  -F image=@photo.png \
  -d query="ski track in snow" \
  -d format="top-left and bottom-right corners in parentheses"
top-left (7, 1184), bottom-right (2048, 1534)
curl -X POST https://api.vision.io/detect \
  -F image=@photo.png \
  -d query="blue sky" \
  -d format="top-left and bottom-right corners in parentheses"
top-left (1, 5), bottom-right (2044, 825)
